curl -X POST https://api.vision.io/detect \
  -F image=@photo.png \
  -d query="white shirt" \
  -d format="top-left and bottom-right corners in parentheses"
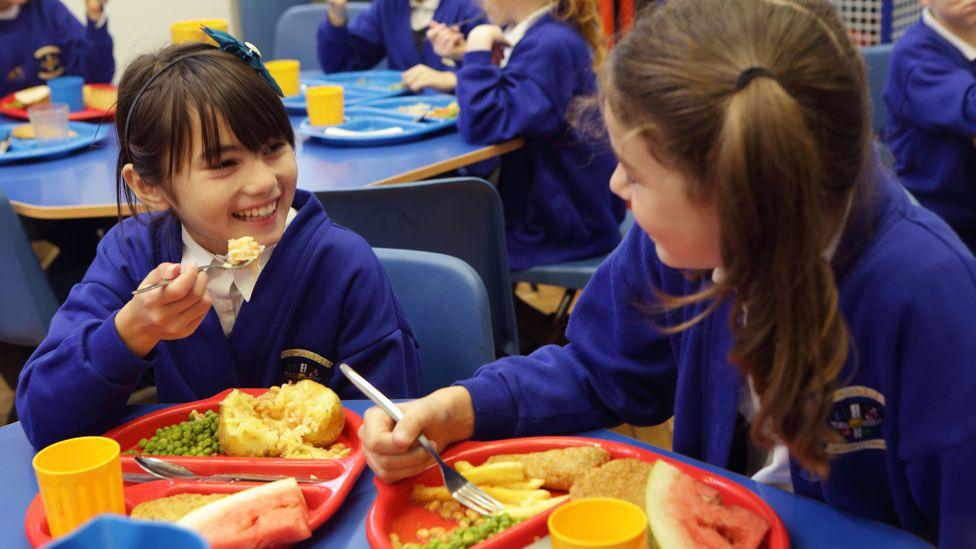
top-left (500, 4), bottom-right (553, 68)
top-left (0, 6), bottom-right (20, 20)
top-left (410, 0), bottom-right (440, 32)
top-left (180, 207), bottom-right (298, 336)
top-left (923, 8), bottom-right (976, 62)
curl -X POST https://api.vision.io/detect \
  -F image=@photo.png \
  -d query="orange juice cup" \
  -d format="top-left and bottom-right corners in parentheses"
top-left (33, 436), bottom-right (125, 539)
top-left (307, 85), bottom-right (344, 127)
top-left (548, 497), bottom-right (649, 549)
top-left (266, 60), bottom-right (301, 97)
top-left (170, 18), bottom-right (229, 44)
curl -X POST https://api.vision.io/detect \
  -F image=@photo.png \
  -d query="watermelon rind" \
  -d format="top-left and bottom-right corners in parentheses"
top-left (645, 460), bottom-right (698, 549)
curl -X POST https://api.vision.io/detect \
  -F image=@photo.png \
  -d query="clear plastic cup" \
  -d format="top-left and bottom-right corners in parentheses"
top-left (27, 103), bottom-right (70, 140)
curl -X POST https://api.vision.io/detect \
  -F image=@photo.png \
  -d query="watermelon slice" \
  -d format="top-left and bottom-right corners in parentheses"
top-left (645, 460), bottom-right (770, 549)
top-left (177, 478), bottom-right (312, 549)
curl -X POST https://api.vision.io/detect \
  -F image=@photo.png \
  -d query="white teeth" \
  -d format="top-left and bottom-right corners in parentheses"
top-left (234, 202), bottom-right (276, 219)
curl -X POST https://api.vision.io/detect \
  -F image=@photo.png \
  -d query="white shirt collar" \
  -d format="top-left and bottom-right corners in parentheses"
top-left (500, 4), bottom-right (553, 68)
top-left (410, 0), bottom-right (440, 32)
top-left (923, 8), bottom-right (976, 62)
top-left (0, 6), bottom-right (20, 20)
top-left (180, 207), bottom-right (298, 303)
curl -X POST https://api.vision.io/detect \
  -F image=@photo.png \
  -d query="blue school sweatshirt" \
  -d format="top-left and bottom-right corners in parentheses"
top-left (884, 20), bottom-right (976, 250)
top-left (16, 190), bottom-right (422, 450)
top-left (455, 14), bottom-right (624, 270)
top-left (0, 0), bottom-right (114, 96)
top-left (458, 168), bottom-right (976, 546)
top-left (317, 0), bottom-right (484, 73)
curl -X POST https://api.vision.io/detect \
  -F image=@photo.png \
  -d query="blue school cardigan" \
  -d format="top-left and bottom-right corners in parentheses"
top-left (17, 191), bottom-right (421, 449)
top-left (0, 0), bottom-right (114, 96)
top-left (884, 21), bottom-right (976, 250)
top-left (459, 169), bottom-right (976, 546)
top-left (455, 14), bottom-right (624, 270)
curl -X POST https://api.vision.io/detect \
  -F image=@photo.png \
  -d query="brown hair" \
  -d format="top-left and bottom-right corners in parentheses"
top-left (554, 0), bottom-right (607, 69)
top-left (114, 41), bottom-right (295, 222)
top-left (603, 0), bottom-right (872, 475)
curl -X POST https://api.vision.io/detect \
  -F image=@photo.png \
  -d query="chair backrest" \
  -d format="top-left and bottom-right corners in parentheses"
top-left (375, 248), bottom-right (494, 394)
top-left (861, 43), bottom-right (894, 135)
top-left (273, 3), bottom-right (375, 69)
top-left (238, 0), bottom-right (307, 57)
top-left (316, 178), bottom-right (519, 357)
top-left (0, 190), bottom-right (58, 346)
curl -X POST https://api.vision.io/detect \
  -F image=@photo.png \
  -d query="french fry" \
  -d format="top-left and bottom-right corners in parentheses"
top-left (455, 461), bottom-right (474, 472)
top-left (459, 461), bottom-right (526, 485)
top-left (482, 486), bottom-right (551, 505)
top-left (491, 478), bottom-right (545, 490)
top-left (498, 495), bottom-right (570, 520)
top-left (410, 485), bottom-right (454, 502)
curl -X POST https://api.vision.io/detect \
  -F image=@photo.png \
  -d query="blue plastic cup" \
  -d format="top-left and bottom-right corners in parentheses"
top-left (48, 76), bottom-right (85, 112)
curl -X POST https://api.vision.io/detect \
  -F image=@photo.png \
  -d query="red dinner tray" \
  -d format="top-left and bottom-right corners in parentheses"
top-left (25, 388), bottom-right (366, 547)
top-left (367, 436), bottom-right (790, 549)
top-left (0, 83), bottom-right (117, 121)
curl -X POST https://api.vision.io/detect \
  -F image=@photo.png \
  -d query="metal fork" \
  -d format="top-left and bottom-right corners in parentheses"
top-left (130, 257), bottom-right (256, 295)
top-left (338, 363), bottom-right (505, 516)
top-left (0, 130), bottom-right (11, 155)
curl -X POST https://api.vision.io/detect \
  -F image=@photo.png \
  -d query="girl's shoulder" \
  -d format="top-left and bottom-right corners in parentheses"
top-left (522, 15), bottom-right (589, 51)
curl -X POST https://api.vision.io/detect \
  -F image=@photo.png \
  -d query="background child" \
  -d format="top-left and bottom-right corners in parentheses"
top-left (16, 38), bottom-right (422, 449)
top-left (359, 1), bottom-right (976, 546)
top-left (0, 0), bottom-right (114, 96)
top-left (317, 0), bottom-right (483, 93)
top-left (455, 0), bottom-right (625, 270)
top-left (884, 0), bottom-right (976, 251)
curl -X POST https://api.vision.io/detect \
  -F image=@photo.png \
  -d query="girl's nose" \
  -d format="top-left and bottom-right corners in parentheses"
top-left (245, 159), bottom-right (278, 194)
top-left (609, 164), bottom-right (630, 200)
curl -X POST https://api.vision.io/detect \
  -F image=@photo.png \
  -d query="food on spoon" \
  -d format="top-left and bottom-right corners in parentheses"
top-left (126, 409), bottom-right (220, 456)
top-left (82, 84), bottom-right (117, 112)
top-left (9, 85), bottom-right (50, 108)
top-left (178, 478), bottom-right (312, 549)
top-left (131, 493), bottom-right (228, 522)
top-left (569, 458), bottom-right (653, 508)
top-left (218, 380), bottom-right (348, 459)
top-left (645, 460), bottom-right (770, 549)
top-left (485, 446), bottom-right (611, 490)
top-left (225, 236), bottom-right (264, 266)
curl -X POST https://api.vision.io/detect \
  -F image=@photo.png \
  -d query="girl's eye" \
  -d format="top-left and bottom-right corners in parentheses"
top-left (264, 142), bottom-right (286, 155)
top-left (210, 159), bottom-right (237, 170)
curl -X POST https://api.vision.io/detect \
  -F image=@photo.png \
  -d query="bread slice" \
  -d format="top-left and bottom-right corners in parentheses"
top-left (11, 85), bottom-right (50, 108)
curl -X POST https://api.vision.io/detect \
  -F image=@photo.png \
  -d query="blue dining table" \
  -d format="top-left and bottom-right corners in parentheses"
top-left (0, 116), bottom-right (521, 220)
top-left (0, 400), bottom-right (932, 548)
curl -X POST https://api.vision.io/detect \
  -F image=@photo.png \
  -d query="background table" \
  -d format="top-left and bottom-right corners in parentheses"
top-left (0, 400), bottom-right (932, 548)
top-left (0, 117), bottom-right (521, 220)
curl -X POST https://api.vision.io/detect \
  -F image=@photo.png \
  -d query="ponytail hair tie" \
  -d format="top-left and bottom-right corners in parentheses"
top-left (735, 66), bottom-right (775, 91)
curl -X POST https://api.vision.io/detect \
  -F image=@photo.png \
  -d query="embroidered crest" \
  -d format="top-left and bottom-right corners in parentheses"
top-left (34, 45), bottom-right (64, 80)
top-left (825, 386), bottom-right (886, 454)
top-left (280, 349), bottom-right (333, 384)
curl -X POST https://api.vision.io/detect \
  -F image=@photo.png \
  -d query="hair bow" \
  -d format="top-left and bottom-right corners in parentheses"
top-left (201, 26), bottom-right (284, 97)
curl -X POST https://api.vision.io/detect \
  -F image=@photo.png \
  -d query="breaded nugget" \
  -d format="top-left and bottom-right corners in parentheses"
top-left (485, 446), bottom-right (611, 491)
top-left (569, 458), bottom-right (653, 508)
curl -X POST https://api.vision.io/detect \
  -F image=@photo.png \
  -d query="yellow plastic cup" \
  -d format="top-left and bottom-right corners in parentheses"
top-left (170, 18), bottom-right (230, 45)
top-left (266, 59), bottom-right (301, 97)
top-left (33, 436), bottom-right (125, 539)
top-left (548, 497), bottom-right (649, 549)
top-left (307, 85), bottom-right (344, 127)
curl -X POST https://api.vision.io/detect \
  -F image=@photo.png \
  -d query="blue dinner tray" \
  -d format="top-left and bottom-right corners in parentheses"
top-left (298, 104), bottom-right (457, 147)
top-left (282, 70), bottom-right (407, 114)
top-left (355, 94), bottom-right (459, 121)
top-left (0, 121), bottom-right (108, 165)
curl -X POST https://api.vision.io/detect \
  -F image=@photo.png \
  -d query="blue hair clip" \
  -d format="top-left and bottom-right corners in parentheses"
top-left (201, 26), bottom-right (284, 97)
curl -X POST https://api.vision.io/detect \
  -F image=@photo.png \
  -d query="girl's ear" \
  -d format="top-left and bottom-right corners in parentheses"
top-left (122, 163), bottom-right (171, 212)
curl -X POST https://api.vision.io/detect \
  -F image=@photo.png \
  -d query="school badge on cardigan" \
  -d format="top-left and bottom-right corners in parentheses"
top-left (280, 349), bottom-right (333, 384)
top-left (33, 45), bottom-right (64, 80)
top-left (826, 386), bottom-right (886, 454)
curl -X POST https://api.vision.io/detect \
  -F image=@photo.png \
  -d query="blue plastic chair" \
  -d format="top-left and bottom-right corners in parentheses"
top-left (46, 515), bottom-right (207, 549)
top-left (862, 43), bottom-right (894, 135)
top-left (375, 248), bottom-right (494, 394)
top-left (316, 178), bottom-right (519, 357)
top-left (510, 212), bottom-right (634, 332)
top-left (238, 0), bottom-right (306, 56)
top-left (273, 3), bottom-right (377, 70)
top-left (0, 189), bottom-right (58, 346)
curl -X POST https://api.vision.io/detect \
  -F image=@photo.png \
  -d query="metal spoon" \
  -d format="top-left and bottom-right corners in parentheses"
top-left (131, 257), bottom-right (257, 295)
top-left (134, 456), bottom-right (325, 484)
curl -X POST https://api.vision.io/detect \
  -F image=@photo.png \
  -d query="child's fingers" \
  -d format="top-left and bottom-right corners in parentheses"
top-left (140, 263), bottom-right (181, 288)
top-left (158, 265), bottom-right (202, 305)
top-left (165, 270), bottom-right (210, 315)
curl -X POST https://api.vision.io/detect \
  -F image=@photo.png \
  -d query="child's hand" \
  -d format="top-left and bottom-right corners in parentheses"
top-left (465, 24), bottom-right (508, 53)
top-left (326, 0), bottom-right (349, 26)
top-left (115, 263), bottom-right (212, 358)
top-left (85, 0), bottom-right (106, 21)
top-left (427, 21), bottom-right (466, 61)
top-left (360, 386), bottom-right (475, 482)
top-left (402, 64), bottom-right (458, 93)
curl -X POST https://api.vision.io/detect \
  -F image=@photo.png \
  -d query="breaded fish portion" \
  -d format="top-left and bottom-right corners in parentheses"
top-left (485, 446), bottom-right (611, 491)
top-left (569, 458), bottom-right (653, 508)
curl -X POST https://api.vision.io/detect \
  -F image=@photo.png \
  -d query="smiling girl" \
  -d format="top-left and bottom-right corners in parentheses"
top-left (16, 38), bottom-right (421, 449)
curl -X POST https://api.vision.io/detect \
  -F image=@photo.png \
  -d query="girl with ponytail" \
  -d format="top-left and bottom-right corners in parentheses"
top-left (360, 1), bottom-right (976, 545)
